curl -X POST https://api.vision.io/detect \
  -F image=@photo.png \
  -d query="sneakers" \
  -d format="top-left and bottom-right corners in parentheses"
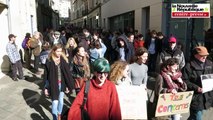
top-left (12, 76), bottom-right (25, 81)
top-left (12, 77), bottom-right (18, 81)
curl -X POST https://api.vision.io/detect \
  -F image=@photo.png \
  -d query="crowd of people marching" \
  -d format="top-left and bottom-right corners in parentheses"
top-left (6, 25), bottom-right (213, 120)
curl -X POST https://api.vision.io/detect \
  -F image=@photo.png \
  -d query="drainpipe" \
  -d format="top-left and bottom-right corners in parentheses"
top-left (6, 0), bottom-right (11, 33)
top-left (30, 15), bottom-right (34, 34)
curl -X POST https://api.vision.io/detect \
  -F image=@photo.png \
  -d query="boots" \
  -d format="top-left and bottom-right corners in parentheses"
top-left (58, 114), bottom-right (61, 120)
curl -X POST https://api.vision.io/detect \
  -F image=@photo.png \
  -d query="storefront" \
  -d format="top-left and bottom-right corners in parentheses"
top-left (109, 11), bottom-right (134, 32)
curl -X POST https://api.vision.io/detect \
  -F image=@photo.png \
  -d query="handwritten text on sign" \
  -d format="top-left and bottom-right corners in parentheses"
top-left (155, 91), bottom-right (194, 117)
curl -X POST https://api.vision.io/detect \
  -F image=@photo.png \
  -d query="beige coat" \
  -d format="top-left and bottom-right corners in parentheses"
top-left (28, 37), bottom-right (41, 56)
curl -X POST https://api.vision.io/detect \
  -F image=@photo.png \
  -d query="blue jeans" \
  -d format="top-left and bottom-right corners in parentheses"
top-left (52, 83), bottom-right (64, 120)
top-left (172, 114), bottom-right (181, 120)
top-left (188, 109), bottom-right (203, 120)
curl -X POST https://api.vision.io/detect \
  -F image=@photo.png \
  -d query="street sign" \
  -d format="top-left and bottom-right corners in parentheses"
top-left (171, 3), bottom-right (210, 18)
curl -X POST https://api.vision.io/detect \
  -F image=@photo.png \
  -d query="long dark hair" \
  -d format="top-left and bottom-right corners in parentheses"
top-left (25, 33), bottom-right (31, 38)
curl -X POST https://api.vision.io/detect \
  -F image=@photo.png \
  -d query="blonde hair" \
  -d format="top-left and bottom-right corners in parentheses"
top-left (65, 37), bottom-right (77, 49)
top-left (109, 60), bottom-right (128, 84)
top-left (48, 44), bottom-right (68, 63)
top-left (32, 31), bottom-right (43, 41)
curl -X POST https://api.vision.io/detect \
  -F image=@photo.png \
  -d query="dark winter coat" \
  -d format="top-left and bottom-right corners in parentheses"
top-left (158, 46), bottom-right (185, 69)
top-left (144, 36), bottom-right (158, 54)
top-left (44, 57), bottom-right (74, 100)
top-left (182, 58), bottom-right (213, 110)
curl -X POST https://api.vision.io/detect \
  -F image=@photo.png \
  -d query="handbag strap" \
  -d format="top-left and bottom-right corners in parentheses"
top-left (81, 80), bottom-right (90, 109)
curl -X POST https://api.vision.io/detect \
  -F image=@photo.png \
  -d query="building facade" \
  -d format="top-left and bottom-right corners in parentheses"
top-left (36, 0), bottom-right (60, 32)
top-left (101, 0), bottom-right (163, 37)
top-left (70, 0), bottom-right (213, 61)
top-left (0, 0), bottom-right (62, 78)
top-left (70, 0), bottom-right (101, 29)
top-left (0, 0), bottom-right (37, 78)
top-left (70, 0), bottom-right (163, 36)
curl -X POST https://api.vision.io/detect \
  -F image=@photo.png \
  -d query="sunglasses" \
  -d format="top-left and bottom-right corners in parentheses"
top-left (97, 71), bottom-right (108, 75)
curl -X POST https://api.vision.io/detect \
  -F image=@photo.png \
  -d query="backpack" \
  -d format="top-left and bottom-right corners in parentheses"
top-left (61, 80), bottom-right (90, 120)
top-left (81, 80), bottom-right (90, 120)
top-left (22, 37), bottom-right (29, 49)
top-left (27, 38), bottom-right (34, 49)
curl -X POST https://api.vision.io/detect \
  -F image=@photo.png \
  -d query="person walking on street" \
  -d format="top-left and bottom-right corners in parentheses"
top-left (109, 60), bottom-right (132, 86)
top-left (89, 36), bottom-right (107, 63)
top-left (134, 34), bottom-right (145, 50)
top-left (6, 34), bottom-right (24, 81)
top-left (126, 33), bottom-right (135, 62)
top-left (68, 58), bottom-right (121, 120)
top-left (144, 30), bottom-right (158, 72)
top-left (157, 36), bottom-right (185, 72)
top-left (71, 46), bottom-right (90, 94)
top-left (22, 33), bottom-right (32, 69)
top-left (65, 37), bottom-right (77, 62)
top-left (52, 31), bottom-right (62, 46)
top-left (160, 58), bottom-right (187, 120)
top-left (129, 47), bottom-right (148, 87)
top-left (182, 46), bottom-right (213, 120)
top-left (28, 31), bottom-right (43, 74)
top-left (60, 30), bottom-right (67, 46)
top-left (44, 44), bottom-right (74, 120)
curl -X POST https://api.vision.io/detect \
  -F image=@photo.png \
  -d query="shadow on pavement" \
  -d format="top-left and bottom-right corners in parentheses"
top-left (22, 89), bottom-right (51, 120)
top-left (1, 55), bottom-right (11, 75)
top-left (60, 93), bottom-right (76, 120)
top-left (30, 113), bottom-right (44, 120)
top-left (24, 73), bottom-right (44, 89)
top-left (23, 67), bottom-right (76, 120)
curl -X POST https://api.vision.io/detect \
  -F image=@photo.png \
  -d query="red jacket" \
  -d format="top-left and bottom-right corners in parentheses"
top-left (68, 79), bottom-right (121, 120)
top-left (134, 40), bottom-right (144, 49)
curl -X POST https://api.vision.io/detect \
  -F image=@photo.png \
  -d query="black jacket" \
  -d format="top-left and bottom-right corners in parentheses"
top-left (182, 58), bottom-right (213, 110)
top-left (44, 57), bottom-right (74, 100)
top-left (159, 46), bottom-right (185, 69)
top-left (144, 36), bottom-right (158, 54)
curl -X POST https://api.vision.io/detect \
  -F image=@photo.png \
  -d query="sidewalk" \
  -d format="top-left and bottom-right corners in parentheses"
top-left (0, 68), bottom-right (73, 120)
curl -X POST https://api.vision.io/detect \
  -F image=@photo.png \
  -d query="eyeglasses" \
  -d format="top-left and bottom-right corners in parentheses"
top-left (169, 42), bottom-right (176, 44)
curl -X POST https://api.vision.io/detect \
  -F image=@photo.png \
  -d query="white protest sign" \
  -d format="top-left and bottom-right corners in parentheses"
top-left (155, 91), bottom-right (194, 117)
top-left (201, 74), bottom-right (213, 93)
top-left (116, 85), bottom-right (147, 119)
